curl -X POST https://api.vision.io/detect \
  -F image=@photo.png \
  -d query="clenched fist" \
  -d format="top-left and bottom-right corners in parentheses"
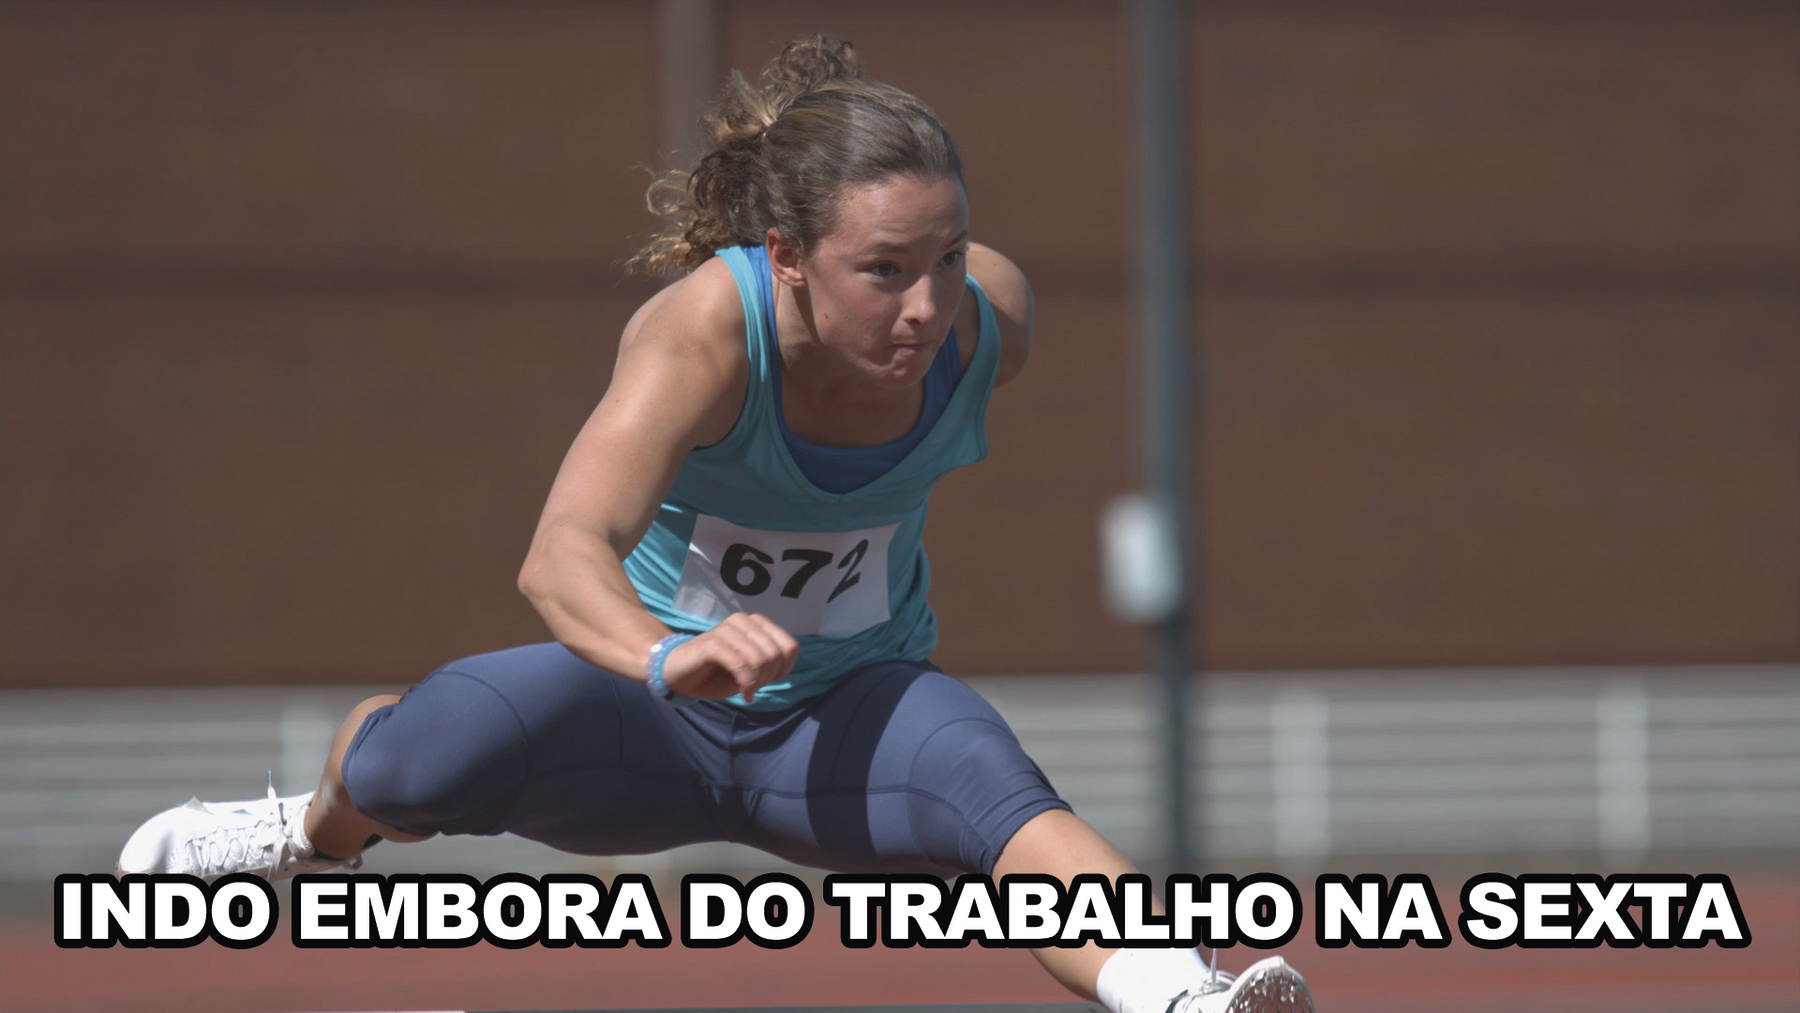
top-left (659, 612), bottom-right (800, 703)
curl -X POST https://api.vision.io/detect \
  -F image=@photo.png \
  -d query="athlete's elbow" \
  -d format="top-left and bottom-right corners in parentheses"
top-left (516, 552), bottom-right (547, 605)
top-left (516, 521), bottom-right (613, 605)
top-left (516, 528), bottom-right (562, 605)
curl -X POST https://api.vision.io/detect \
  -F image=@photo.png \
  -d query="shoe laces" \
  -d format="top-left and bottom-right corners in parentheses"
top-left (1201, 947), bottom-right (1235, 995)
top-left (264, 776), bottom-right (300, 881)
top-left (186, 777), bottom-right (280, 878)
top-left (189, 773), bottom-right (361, 880)
top-left (1166, 950), bottom-right (1236, 1013)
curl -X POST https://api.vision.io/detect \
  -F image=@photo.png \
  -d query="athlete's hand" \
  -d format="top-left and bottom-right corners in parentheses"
top-left (659, 613), bottom-right (799, 703)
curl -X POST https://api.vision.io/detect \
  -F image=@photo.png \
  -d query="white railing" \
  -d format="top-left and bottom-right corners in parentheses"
top-left (1, 666), bottom-right (1795, 882)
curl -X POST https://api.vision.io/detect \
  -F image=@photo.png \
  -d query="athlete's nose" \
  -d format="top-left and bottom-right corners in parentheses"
top-left (900, 273), bottom-right (938, 331)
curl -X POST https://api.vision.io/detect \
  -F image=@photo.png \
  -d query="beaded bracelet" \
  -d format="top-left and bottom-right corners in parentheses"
top-left (646, 633), bottom-right (696, 708)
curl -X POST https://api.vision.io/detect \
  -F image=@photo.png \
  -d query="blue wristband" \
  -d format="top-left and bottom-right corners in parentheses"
top-left (646, 633), bottom-right (696, 708)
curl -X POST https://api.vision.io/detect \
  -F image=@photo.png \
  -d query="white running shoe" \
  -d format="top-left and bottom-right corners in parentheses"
top-left (116, 774), bottom-right (361, 882)
top-left (1168, 956), bottom-right (1316, 1013)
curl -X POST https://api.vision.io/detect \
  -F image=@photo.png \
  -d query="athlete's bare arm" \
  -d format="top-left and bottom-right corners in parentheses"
top-left (966, 242), bottom-right (1034, 387)
top-left (518, 258), bottom-right (799, 700)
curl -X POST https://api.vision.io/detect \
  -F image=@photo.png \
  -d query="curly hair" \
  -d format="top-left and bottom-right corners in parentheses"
top-left (629, 34), bottom-right (964, 275)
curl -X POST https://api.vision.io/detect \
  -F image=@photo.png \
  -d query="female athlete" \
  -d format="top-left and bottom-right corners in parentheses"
top-left (119, 34), bottom-right (1315, 1013)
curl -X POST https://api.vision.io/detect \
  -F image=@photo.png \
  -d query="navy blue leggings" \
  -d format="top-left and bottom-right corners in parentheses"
top-left (339, 644), bottom-right (1070, 875)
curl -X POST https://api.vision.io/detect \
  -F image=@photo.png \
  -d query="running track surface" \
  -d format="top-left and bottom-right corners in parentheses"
top-left (6, 874), bottom-right (1796, 1013)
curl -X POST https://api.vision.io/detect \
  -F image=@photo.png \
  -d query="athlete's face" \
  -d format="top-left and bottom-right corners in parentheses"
top-left (772, 174), bottom-right (970, 390)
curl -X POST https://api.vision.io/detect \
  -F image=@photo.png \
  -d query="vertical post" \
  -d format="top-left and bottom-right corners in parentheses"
top-left (656, 0), bottom-right (719, 168)
top-left (1271, 688), bottom-right (1332, 861)
top-left (1134, 0), bottom-right (1196, 877)
top-left (1597, 679), bottom-right (1651, 863)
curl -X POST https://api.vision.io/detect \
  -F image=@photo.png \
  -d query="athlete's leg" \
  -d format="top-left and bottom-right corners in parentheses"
top-left (117, 692), bottom-right (433, 881)
top-left (991, 808), bottom-right (1141, 1000)
top-left (120, 643), bottom-right (734, 880)
top-left (304, 694), bottom-right (432, 858)
top-left (726, 661), bottom-right (1311, 1013)
top-left (991, 775), bottom-right (1314, 1013)
top-left (331, 643), bottom-right (728, 855)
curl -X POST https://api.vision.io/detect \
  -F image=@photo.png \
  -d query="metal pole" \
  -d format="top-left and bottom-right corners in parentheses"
top-left (656, 0), bottom-right (719, 168)
top-left (1134, 0), bottom-right (1196, 878)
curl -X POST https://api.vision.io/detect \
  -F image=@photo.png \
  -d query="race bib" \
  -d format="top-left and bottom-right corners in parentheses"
top-left (672, 514), bottom-right (898, 637)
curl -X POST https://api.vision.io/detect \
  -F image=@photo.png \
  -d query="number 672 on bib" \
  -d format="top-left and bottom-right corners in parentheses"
top-left (672, 515), bottom-right (899, 638)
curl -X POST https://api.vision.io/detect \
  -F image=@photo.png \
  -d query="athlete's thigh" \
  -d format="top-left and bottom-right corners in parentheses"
top-left (735, 660), bottom-right (1070, 875)
top-left (342, 642), bottom-right (730, 854)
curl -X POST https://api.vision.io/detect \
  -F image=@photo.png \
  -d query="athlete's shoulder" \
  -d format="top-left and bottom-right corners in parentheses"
top-left (619, 255), bottom-right (746, 362)
top-left (610, 255), bottom-right (749, 447)
top-left (966, 243), bottom-right (1033, 388)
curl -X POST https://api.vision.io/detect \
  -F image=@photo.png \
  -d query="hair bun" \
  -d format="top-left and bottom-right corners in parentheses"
top-left (760, 34), bottom-right (864, 106)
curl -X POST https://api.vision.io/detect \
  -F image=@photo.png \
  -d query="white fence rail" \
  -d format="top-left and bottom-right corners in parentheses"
top-left (1, 666), bottom-right (1795, 882)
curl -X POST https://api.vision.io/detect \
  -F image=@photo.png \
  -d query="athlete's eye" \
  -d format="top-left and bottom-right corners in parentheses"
top-left (940, 250), bottom-right (966, 268)
top-left (869, 262), bottom-right (901, 279)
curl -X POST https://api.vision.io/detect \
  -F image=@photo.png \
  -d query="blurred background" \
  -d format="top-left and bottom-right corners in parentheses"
top-left (1, 1), bottom-right (1796, 1012)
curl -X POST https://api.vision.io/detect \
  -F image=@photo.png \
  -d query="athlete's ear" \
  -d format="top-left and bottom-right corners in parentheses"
top-left (766, 228), bottom-right (807, 289)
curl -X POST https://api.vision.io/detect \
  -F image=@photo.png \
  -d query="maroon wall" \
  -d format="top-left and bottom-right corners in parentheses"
top-left (3, 1), bottom-right (1796, 686)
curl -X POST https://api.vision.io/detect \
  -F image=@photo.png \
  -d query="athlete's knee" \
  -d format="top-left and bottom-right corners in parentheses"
top-left (320, 693), bottom-right (402, 800)
top-left (333, 695), bottom-right (400, 754)
top-left (917, 722), bottom-right (1062, 819)
top-left (896, 675), bottom-right (1058, 805)
top-left (906, 720), bottom-right (1068, 872)
top-left (339, 672), bottom-right (528, 833)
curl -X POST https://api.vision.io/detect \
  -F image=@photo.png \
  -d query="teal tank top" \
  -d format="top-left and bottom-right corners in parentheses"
top-left (620, 245), bottom-right (1003, 710)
